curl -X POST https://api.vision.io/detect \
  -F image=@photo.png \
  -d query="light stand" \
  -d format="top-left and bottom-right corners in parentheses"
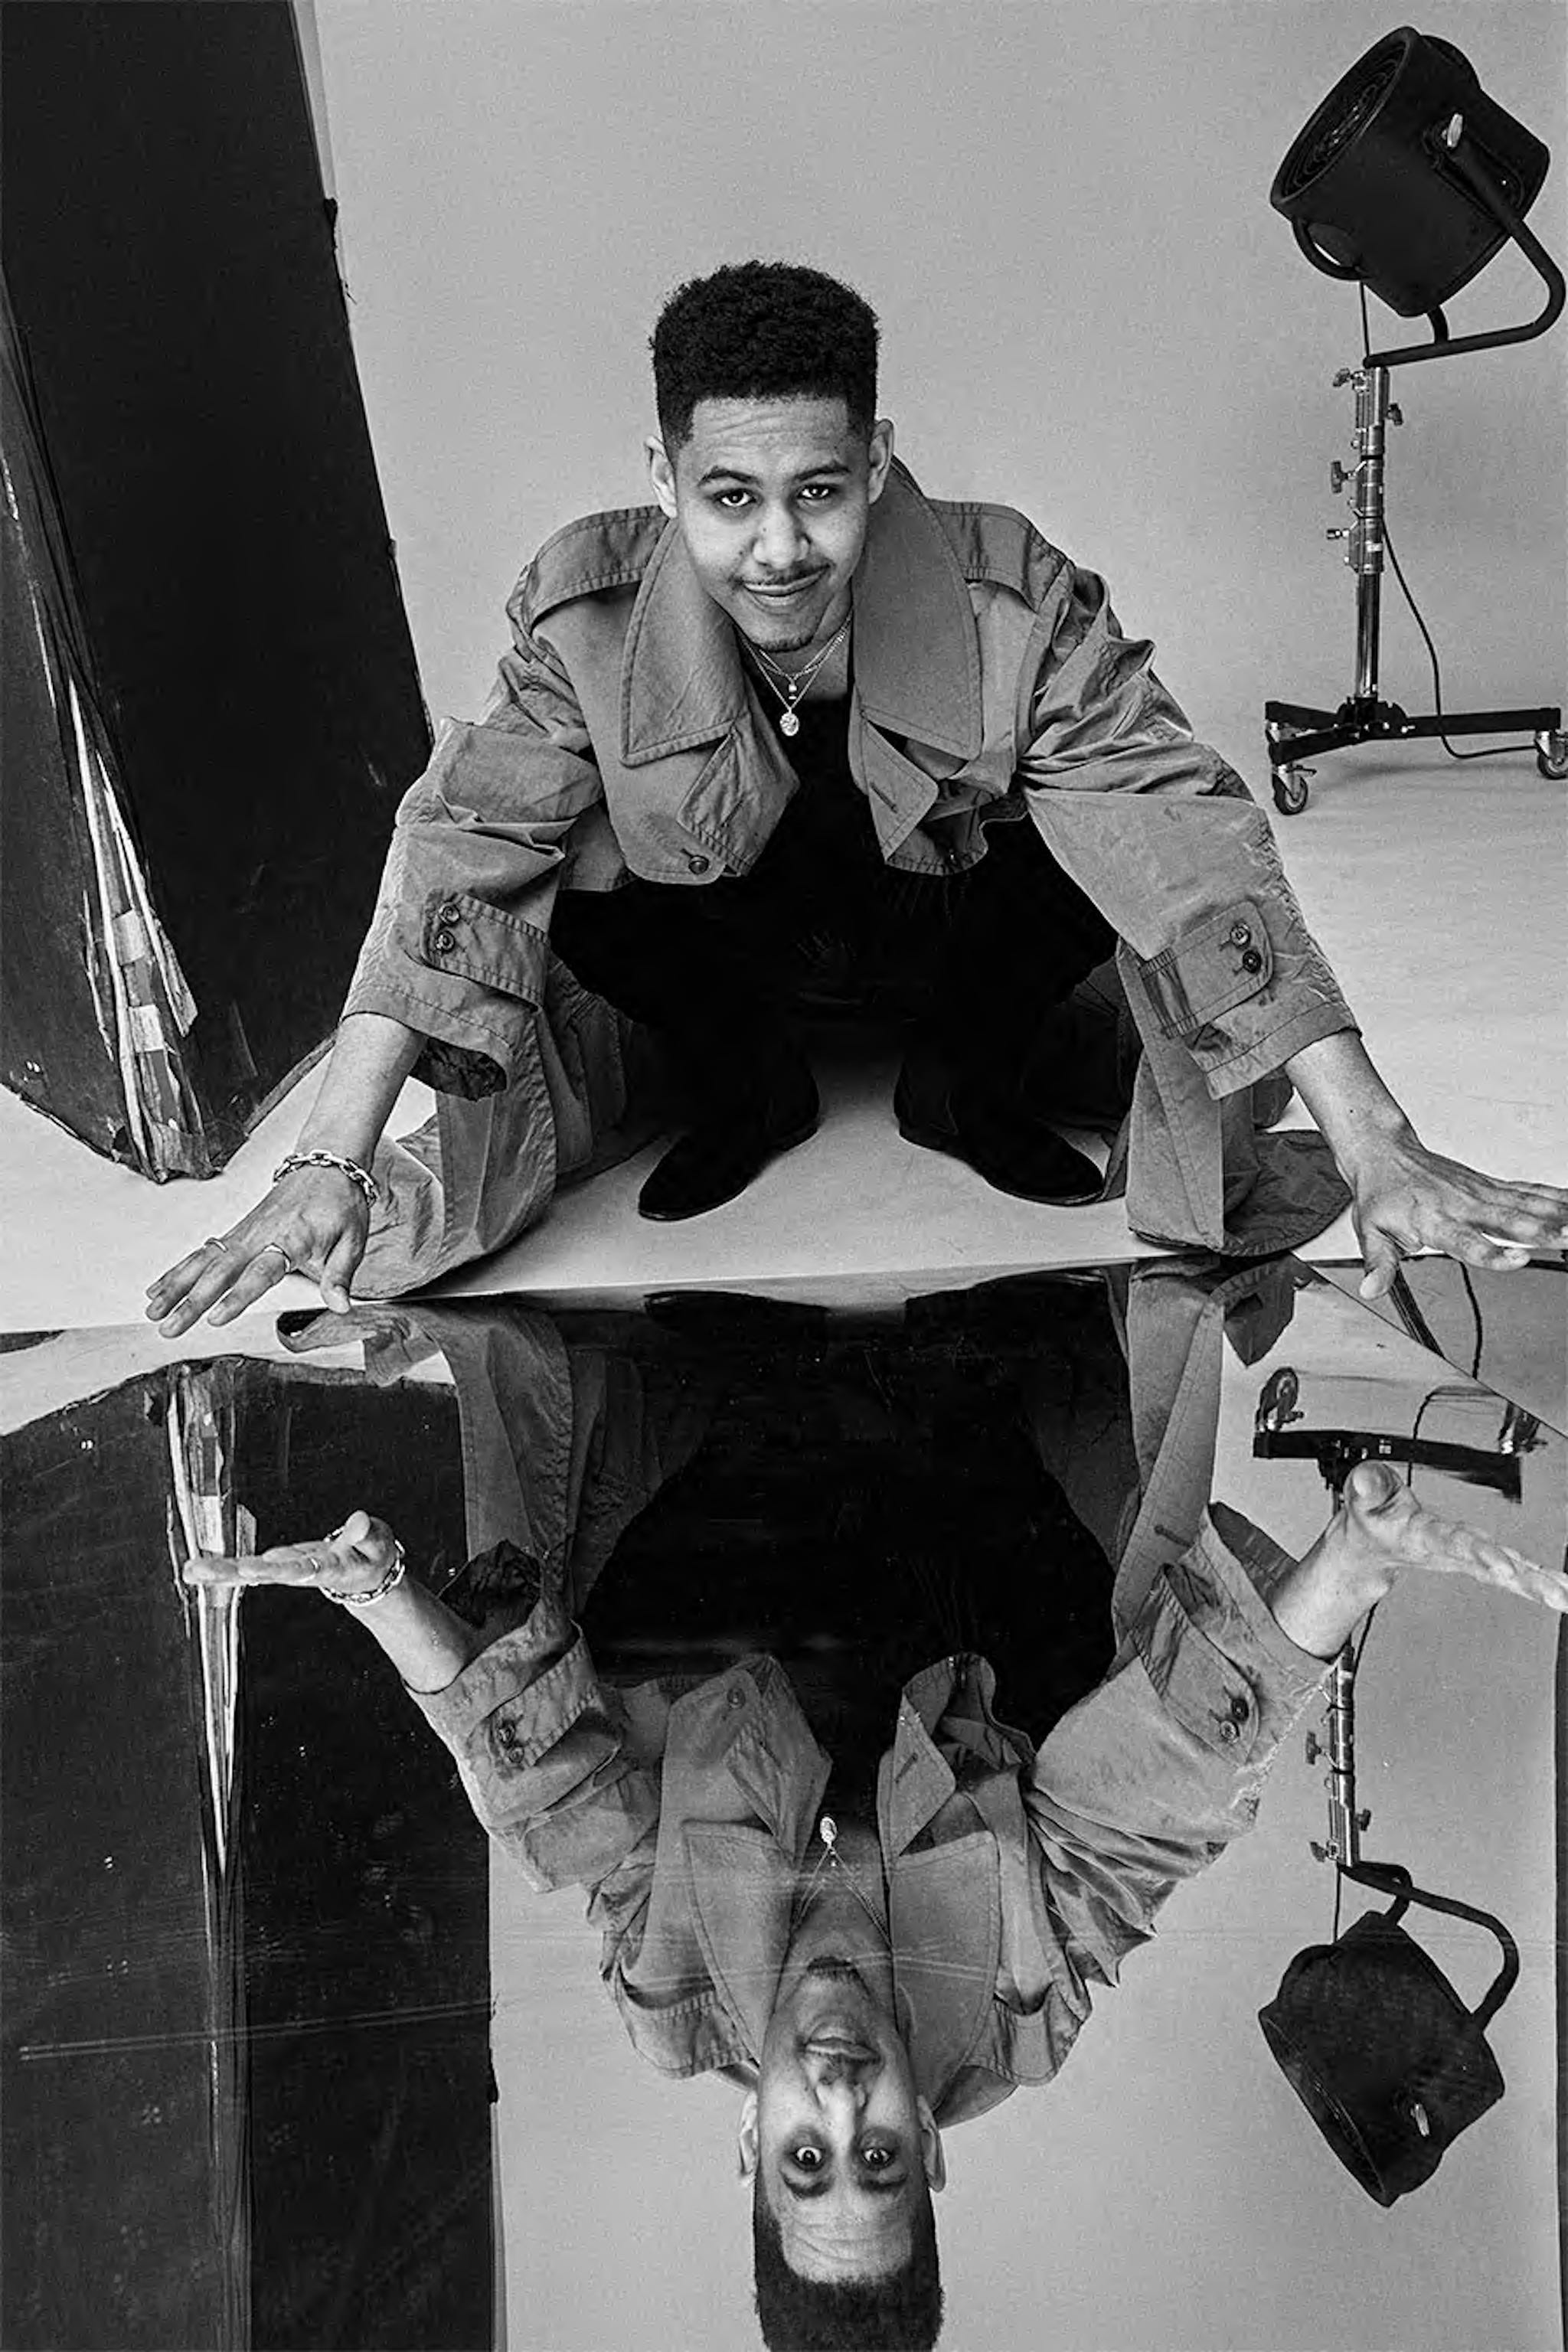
top-left (1264, 30), bottom-right (1568, 813)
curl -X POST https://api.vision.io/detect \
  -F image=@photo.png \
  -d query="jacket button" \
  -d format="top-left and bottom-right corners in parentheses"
top-left (495, 1720), bottom-right (518, 1749)
top-left (1218, 1719), bottom-right (1240, 1745)
top-left (687, 853), bottom-right (710, 875)
top-left (727, 1687), bottom-right (745, 1710)
top-left (434, 929), bottom-right (457, 953)
top-left (1229, 921), bottom-right (1253, 947)
top-left (1240, 947), bottom-right (1264, 974)
top-left (438, 900), bottom-right (462, 923)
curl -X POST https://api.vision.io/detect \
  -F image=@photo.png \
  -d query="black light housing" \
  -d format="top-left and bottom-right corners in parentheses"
top-left (1271, 26), bottom-right (1550, 316)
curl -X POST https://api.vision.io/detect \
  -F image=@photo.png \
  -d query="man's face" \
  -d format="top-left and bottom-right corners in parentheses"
top-left (739, 1957), bottom-right (944, 2283)
top-left (648, 396), bottom-right (895, 655)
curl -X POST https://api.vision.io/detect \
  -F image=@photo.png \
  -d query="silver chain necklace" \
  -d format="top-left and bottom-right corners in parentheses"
top-left (745, 615), bottom-right (851, 737)
top-left (797, 1812), bottom-right (891, 1947)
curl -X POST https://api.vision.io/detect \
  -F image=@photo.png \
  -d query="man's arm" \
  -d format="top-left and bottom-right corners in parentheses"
top-left (183, 1511), bottom-right (662, 1897)
top-left (1015, 557), bottom-right (1568, 1284)
top-left (1021, 1458), bottom-right (1567, 1994)
top-left (147, 603), bottom-right (605, 1335)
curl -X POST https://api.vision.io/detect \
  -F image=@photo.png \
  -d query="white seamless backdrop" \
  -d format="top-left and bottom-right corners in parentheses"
top-left (312, 0), bottom-right (1566, 785)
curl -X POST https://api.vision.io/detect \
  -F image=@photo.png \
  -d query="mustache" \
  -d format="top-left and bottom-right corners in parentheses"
top-left (803, 1956), bottom-right (871, 1990)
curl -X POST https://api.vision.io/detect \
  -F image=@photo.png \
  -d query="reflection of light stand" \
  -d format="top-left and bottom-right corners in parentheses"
top-left (1252, 1365), bottom-right (1523, 2202)
top-left (1266, 61), bottom-right (1568, 812)
top-left (1252, 1364), bottom-right (1540, 1858)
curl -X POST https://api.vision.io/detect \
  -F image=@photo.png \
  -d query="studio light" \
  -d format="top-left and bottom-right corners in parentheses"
top-left (1261, 26), bottom-right (1567, 812)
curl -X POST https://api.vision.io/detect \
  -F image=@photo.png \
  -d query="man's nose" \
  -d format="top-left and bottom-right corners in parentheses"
top-left (807, 2053), bottom-right (873, 2102)
top-left (752, 502), bottom-right (809, 573)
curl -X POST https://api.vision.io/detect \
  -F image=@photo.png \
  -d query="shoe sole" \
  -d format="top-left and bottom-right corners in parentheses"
top-left (894, 1108), bottom-right (1104, 1207)
top-left (638, 1112), bottom-right (822, 1222)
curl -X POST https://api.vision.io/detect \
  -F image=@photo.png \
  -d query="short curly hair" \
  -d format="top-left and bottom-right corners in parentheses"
top-left (651, 261), bottom-right (880, 451)
top-left (752, 2176), bottom-right (943, 2350)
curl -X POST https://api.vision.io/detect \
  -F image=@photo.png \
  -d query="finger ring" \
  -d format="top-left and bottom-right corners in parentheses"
top-left (256, 1241), bottom-right (296, 1273)
top-left (205, 1236), bottom-right (231, 1254)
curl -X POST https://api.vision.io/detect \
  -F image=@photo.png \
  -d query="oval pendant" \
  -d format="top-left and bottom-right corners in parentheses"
top-left (780, 710), bottom-right (800, 737)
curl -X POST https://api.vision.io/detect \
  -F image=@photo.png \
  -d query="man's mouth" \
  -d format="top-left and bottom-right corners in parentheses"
top-left (743, 576), bottom-right (824, 602)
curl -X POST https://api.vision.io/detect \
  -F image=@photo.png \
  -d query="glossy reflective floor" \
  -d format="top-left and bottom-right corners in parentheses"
top-left (2, 1259), bottom-right (1562, 2351)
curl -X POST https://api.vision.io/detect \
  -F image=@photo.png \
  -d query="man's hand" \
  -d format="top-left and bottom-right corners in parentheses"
top-left (182, 1508), bottom-right (394, 1598)
top-left (1347, 1132), bottom-right (1568, 1303)
top-left (145, 1165), bottom-right (368, 1336)
top-left (1270, 1457), bottom-right (1567, 1657)
top-left (184, 1507), bottom-right (488, 1691)
top-left (145, 1011), bottom-right (424, 1338)
top-left (1283, 1030), bottom-right (1568, 1301)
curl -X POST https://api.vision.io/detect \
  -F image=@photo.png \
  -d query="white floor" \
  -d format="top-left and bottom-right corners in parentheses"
top-left (4, 750), bottom-right (1564, 1337)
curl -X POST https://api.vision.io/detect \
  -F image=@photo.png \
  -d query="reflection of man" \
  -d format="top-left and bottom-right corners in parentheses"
top-left (185, 1339), bottom-right (1565, 2350)
top-left (149, 263), bottom-right (1568, 1337)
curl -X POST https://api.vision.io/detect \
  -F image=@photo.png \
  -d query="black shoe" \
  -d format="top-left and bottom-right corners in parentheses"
top-left (893, 1067), bottom-right (1103, 1205)
top-left (638, 1075), bottom-right (821, 1221)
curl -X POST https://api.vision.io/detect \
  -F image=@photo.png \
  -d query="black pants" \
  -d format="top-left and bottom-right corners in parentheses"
top-left (552, 789), bottom-right (1116, 1116)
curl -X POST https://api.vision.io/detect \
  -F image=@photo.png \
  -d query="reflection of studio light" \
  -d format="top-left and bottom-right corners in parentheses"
top-left (1259, 1864), bottom-right (1517, 2206)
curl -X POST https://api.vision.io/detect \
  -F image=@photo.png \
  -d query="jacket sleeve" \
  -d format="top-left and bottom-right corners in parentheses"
top-left (341, 596), bottom-right (606, 1098)
top-left (1015, 564), bottom-right (1356, 1098)
top-left (1021, 1504), bottom-right (1329, 1990)
top-left (405, 1584), bottom-right (661, 1940)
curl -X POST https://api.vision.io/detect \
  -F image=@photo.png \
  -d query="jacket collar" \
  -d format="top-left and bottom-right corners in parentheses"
top-left (619, 460), bottom-right (983, 768)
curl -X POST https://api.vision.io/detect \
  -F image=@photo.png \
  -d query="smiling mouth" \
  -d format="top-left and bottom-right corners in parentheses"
top-left (744, 577), bottom-right (823, 599)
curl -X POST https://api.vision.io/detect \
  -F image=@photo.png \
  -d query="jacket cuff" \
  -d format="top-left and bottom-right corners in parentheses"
top-left (342, 867), bottom-right (542, 1092)
top-left (1124, 892), bottom-right (1359, 1105)
top-left (1131, 1507), bottom-right (1331, 1765)
top-left (407, 1592), bottom-right (593, 1755)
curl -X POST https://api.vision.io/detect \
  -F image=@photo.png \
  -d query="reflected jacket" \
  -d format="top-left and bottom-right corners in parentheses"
top-left (383, 1261), bottom-right (1330, 2129)
top-left (345, 462), bottom-right (1354, 1286)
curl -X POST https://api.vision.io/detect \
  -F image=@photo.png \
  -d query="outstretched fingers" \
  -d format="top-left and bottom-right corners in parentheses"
top-left (147, 1233), bottom-right (296, 1337)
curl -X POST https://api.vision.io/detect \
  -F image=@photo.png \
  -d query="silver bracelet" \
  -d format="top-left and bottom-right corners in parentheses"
top-left (273, 1148), bottom-right (381, 1209)
top-left (323, 1540), bottom-right (407, 1607)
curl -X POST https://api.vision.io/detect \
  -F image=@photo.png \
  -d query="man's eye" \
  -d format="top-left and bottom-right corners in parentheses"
top-left (715, 490), bottom-right (752, 510)
top-left (799, 485), bottom-right (837, 502)
top-left (792, 2147), bottom-right (823, 2170)
top-left (861, 2146), bottom-right (893, 2169)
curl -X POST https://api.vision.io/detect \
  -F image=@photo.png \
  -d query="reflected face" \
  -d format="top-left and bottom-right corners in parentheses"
top-left (743, 1958), bottom-right (942, 2282)
top-left (648, 396), bottom-right (894, 655)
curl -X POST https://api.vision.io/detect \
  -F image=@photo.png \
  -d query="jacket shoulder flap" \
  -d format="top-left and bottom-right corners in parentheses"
top-left (925, 496), bottom-right (1070, 613)
top-left (513, 502), bottom-right (670, 630)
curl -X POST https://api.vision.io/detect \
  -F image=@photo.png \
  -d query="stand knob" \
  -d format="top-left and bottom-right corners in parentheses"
top-left (1388, 404), bottom-right (1403, 426)
top-left (1329, 461), bottom-right (1349, 493)
top-left (1325, 528), bottom-right (1349, 541)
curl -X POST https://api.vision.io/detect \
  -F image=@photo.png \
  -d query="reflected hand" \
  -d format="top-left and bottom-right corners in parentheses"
top-left (182, 1508), bottom-right (398, 1600)
top-left (1340, 1459), bottom-right (1568, 1615)
top-left (1347, 1135), bottom-right (1568, 1302)
top-left (145, 1165), bottom-right (369, 1336)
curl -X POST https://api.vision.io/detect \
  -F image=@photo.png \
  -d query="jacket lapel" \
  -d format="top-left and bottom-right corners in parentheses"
top-left (685, 1822), bottom-right (799, 2067)
top-left (852, 463), bottom-right (984, 762)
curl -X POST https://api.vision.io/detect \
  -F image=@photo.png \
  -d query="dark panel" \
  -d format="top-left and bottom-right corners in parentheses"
top-left (0, 315), bottom-right (130, 1158)
top-left (2, 1360), bottom-right (490, 2352)
top-left (1, 1375), bottom-right (232, 2351)
top-left (2, 2), bottom-right (430, 1162)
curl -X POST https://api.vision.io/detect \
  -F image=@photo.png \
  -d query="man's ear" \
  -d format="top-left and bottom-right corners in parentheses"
top-left (647, 435), bottom-right (679, 521)
top-left (916, 2096), bottom-right (946, 2195)
top-left (866, 417), bottom-right (897, 505)
top-left (737, 2090), bottom-right (760, 2184)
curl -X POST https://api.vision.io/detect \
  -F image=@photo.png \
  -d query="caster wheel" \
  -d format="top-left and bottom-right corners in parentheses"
top-left (1536, 727), bottom-right (1568, 780)
top-left (1272, 764), bottom-right (1311, 815)
top-left (1258, 1367), bottom-right (1302, 1432)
